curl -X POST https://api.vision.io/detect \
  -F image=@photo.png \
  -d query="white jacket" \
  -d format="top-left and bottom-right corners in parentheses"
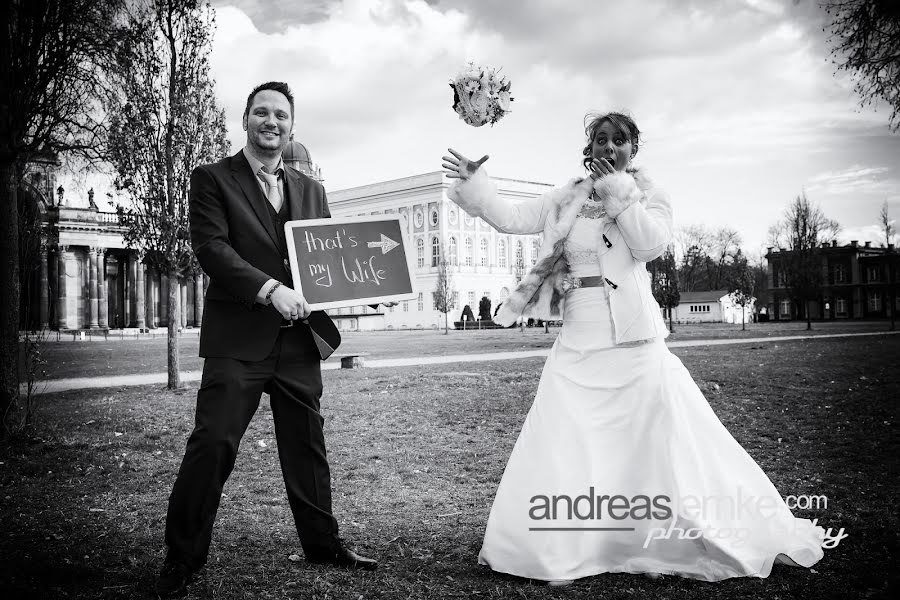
top-left (447, 167), bottom-right (673, 344)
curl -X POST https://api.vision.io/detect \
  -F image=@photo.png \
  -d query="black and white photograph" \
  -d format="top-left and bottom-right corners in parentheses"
top-left (1, 0), bottom-right (898, 598)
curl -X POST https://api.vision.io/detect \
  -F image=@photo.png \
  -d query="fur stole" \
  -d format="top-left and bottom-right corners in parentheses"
top-left (494, 169), bottom-right (648, 326)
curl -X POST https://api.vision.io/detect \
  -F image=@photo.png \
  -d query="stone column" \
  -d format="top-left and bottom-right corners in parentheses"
top-left (88, 247), bottom-right (99, 328)
top-left (126, 256), bottom-right (135, 327)
top-left (147, 268), bottom-right (157, 328)
top-left (160, 272), bottom-right (169, 325)
top-left (39, 241), bottom-right (49, 328)
top-left (48, 247), bottom-right (58, 327)
top-left (193, 273), bottom-right (203, 326)
top-left (180, 279), bottom-right (187, 329)
top-left (136, 256), bottom-right (146, 329)
top-left (57, 245), bottom-right (68, 330)
top-left (98, 249), bottom-right (108, 329)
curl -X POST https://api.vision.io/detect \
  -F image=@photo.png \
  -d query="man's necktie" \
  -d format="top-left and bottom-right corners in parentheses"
top-left (257, 169), bottom-right (283, 212)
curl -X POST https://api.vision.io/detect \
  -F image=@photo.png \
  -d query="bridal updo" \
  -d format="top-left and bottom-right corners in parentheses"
top-left (581, 111), bottom-right (642, 171)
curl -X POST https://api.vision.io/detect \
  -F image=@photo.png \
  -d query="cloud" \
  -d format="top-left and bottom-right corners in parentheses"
top-left (212, 0), bottom-right (336, 29)
top-left (838, 224), bottom-right (894, 247)
top-left (806, 165), bottom-right (896, 196)
top-left (205, 0), bottom-right (900, 253)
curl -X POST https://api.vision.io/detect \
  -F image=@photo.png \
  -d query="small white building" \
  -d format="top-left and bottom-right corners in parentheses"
top-left (672, 290), bottom-right (756, 324)
top-left (326, 171), bottom-right (550, 331)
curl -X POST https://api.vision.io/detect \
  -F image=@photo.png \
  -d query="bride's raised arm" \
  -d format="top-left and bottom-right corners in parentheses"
top-left (442, 148), bottom-right (551, 235)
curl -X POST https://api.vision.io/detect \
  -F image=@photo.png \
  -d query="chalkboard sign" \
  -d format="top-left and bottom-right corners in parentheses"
top-left (284, 215), bottom-right (417, 310)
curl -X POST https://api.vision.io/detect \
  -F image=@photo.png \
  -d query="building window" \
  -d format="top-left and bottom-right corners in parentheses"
top-left (464, 237), bottom-right (473, 266)
top-left (416, 238), bottom-right (424, 268)
top-left (836, 297), bottom-right (847, 316)
top-left (498, 239), bottom-right (507, 268)
top-left (515, 241), bottom-right (524, 266)
top-left (388, 304), bottom-right (395, 313)
top-left (448, 236), bottom-right (458, 266)
top-left (531, 239), bottom-right (539, 264)
top-left (479, 238), bottom-right (488, 266)
top-left (468, 291), bottom-right (475, 307)
top-left (403, 301), bottom-right (409, 312)
top-left (430, 208), bottom-right (439, 227)
top-left (780, 298), bottom-right (791, 317)
top-left (869, 292), bottom-right (882, 311)
top-left (868, 266), bottom-right (880, 282)
top-left (834, 264), bottom-right (846, 283)
top-left (452, 291), bottom-right (459, 308)
top-left (417, 292), bottom-right (424, 311)
top-left (431, 236), bottom-right (440, 267)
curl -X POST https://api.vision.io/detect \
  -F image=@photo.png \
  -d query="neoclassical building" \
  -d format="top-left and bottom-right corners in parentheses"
top-left (17, 138), bottom-right (324, 332)
top-left (327, 172), bottom-right (549, 330)
top-left (17, 139), bottom-right (551, 333)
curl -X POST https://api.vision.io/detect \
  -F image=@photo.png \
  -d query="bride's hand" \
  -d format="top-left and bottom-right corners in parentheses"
top-left (589, 158), bottom-right (615, 181)
top-left (442, 148), bottom-right (489, 180)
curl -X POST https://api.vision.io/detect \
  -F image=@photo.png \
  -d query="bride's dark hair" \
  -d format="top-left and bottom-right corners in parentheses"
top-left (582, 112), bottom-right (641, 171)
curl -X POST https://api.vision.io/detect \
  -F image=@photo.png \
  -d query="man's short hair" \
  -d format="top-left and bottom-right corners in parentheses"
top-left (244, 81), bottom-right (294, 118)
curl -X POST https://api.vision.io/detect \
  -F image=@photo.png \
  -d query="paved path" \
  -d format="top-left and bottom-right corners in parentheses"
top-left (28, 330), bottom-right (900, 394)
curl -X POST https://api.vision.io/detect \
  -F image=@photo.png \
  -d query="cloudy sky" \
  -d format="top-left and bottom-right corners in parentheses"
top-left (193, 0), bottom-right (898, 255)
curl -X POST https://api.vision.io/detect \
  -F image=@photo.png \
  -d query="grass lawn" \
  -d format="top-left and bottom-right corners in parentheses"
top-left (1, 335), bottom-right (897, 599)
top-left (23, 319), bottom-right (896, 381)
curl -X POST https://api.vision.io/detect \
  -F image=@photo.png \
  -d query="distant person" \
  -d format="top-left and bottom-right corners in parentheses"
top-left (441, 111), bottom-right (826, 584)
top-left (156, 81), bottom-right (380, 598)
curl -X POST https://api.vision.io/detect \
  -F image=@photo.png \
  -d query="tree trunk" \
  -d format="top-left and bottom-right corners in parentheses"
top-left (741, 306), bottom-right (746, 331)
top-left (444, 311), bottom-right (448, 335)
top-left (167, 268), bottom-right (181, 389)
top-left (805, 299), bottom-right (812, 330)
top-left (668, 308), bottom-right (675, 334)
top-left (0, 160), bottom-right (20, 436)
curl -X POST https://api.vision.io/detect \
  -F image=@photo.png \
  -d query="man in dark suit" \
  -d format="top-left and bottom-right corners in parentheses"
top-left (156, 81), bottom-right (377, 598)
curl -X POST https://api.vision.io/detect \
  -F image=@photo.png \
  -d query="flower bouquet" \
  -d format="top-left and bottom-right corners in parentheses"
top-left (449, 62), bottom-right (513, 127)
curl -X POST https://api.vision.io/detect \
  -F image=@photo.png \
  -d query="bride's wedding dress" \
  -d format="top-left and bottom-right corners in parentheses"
top-left (478, 216), bottom-right (825, 582)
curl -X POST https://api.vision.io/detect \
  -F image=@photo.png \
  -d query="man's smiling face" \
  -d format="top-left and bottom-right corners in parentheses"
top-left (243, 89), bottom-right (293, 156)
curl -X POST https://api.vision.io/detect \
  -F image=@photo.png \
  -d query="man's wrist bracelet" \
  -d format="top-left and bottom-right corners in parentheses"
top-left (265, 281), bottom-right (282, 305)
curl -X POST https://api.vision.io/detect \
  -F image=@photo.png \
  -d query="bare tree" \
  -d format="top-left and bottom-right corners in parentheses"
top-left (768, 192), bottom-right (842, 330)
top-left (881, 200), bottom-right (896, 247)
top-left (675, 225), bottom-right (713, 292)
top-left (882, 200), bottom-right (898, 330)
top-left (0, 0), bottom-right (122, 435)
top-left (707, 227), bottom-right (743, 291)
top-left (105, 0), bottom-right (229, 389)
top-left (674, 225), bottom-right (742, 291)
top-left (726, 251), bottom-right (754, 331)
top-left (650, 247), bottom-right (680, 333)
top-left (749, 255), bottom-right (770, 321)
top-left (823, 0), bottom-right (900, 131)
top-left (433, 253), bottom-right (455, 334)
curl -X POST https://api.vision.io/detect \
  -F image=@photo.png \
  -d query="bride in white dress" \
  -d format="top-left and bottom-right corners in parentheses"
top-left (441, 112), bottom-right (826, 584)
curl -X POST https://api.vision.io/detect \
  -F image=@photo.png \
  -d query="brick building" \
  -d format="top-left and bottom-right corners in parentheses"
top-left (765, 241), bottom-right (899, 320)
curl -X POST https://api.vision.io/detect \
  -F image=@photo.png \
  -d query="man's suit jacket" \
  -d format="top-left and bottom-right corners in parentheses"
top-left (189, 150), bottom-right (333, 361)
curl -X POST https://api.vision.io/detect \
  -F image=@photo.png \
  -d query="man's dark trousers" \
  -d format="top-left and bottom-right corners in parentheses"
top-left (164, 322), bottom-right (339, 572)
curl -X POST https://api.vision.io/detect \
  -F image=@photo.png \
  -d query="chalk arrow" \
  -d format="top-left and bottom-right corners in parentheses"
top-left (367, 234), bottom-right (400, 255)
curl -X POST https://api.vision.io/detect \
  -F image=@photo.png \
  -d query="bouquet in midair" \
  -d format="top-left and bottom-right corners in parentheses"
top-left (449, 62), bottom-right (513, 127)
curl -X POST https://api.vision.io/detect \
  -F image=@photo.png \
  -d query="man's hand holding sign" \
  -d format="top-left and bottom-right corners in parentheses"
top-left (284, 215), bottom-right (416, 310)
